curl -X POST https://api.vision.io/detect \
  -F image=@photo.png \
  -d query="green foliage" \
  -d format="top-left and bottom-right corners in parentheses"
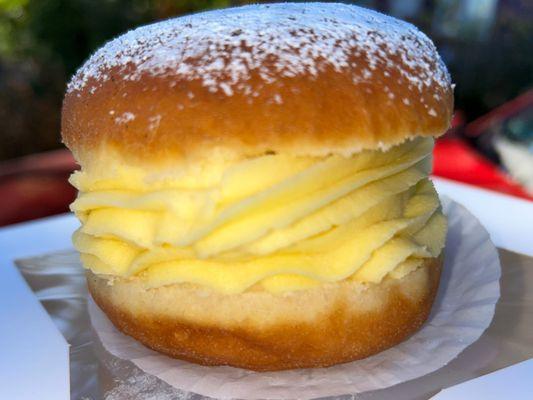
top-left (0, 0), bottom-right (29, 11)
top-left (0, 0), bottom-right (235, 73)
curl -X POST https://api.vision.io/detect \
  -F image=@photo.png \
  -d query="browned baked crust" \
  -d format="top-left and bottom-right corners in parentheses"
top-left (62, 4), bottom-right (453, 167)
top-left (88, 256), bottom-right (442, 371)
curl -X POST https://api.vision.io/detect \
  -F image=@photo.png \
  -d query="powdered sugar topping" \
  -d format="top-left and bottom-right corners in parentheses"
top-left (67, 2), bottom-right (450, 96)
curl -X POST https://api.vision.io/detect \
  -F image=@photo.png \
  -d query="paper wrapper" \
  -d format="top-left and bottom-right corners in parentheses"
top-left (77, 198), bottom-right (498, 399)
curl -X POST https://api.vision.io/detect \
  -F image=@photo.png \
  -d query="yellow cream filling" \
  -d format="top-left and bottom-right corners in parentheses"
top-left (70, 138), bottom-right (446, 294)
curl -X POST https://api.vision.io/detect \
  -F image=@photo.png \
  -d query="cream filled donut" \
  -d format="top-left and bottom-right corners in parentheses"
top-left (62, 2), bottom-right (453, 371)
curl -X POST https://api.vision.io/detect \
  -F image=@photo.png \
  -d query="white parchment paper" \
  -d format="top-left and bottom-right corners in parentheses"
top-left (88, 198), bottom-right (501, 399)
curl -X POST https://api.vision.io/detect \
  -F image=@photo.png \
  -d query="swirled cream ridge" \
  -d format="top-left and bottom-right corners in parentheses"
top-left (70, 138), bottom-right (446, 294)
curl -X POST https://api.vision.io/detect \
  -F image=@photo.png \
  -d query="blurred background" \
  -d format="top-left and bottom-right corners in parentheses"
top-left (0, 0), bottom-right (531, 226)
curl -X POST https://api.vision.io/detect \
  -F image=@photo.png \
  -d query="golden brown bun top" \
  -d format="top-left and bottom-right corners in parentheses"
top-left (62, 3), bottom-right (453, 166)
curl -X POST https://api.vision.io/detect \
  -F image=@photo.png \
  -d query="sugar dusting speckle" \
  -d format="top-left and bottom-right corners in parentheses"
top-left (114, 112), bottom-right (136, 124)
top-left (67, 3), bottom-right (450, 97)
top-left (148, 114), bottom-right (161, 131)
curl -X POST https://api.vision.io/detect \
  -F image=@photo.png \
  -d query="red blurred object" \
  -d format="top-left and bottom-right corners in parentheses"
top-left (433, 137), bottom-right (533, 201)
top-left (465, 90), bottom-right (533, 138)
top-left (432, 89), bottom-right (533, 202)
top-left (0, 150), bottom-right (78, 226)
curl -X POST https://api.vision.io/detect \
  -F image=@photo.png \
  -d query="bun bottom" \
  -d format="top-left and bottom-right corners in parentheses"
top-left (87, 256), bottom-right (442, 371)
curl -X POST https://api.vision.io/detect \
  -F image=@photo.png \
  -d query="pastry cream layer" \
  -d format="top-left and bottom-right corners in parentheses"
top-left (70, 138), bottom-right (446, 294)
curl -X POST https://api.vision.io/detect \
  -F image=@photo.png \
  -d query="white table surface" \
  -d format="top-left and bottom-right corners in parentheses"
top-left (0, 176), bottom-right (532, 400)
